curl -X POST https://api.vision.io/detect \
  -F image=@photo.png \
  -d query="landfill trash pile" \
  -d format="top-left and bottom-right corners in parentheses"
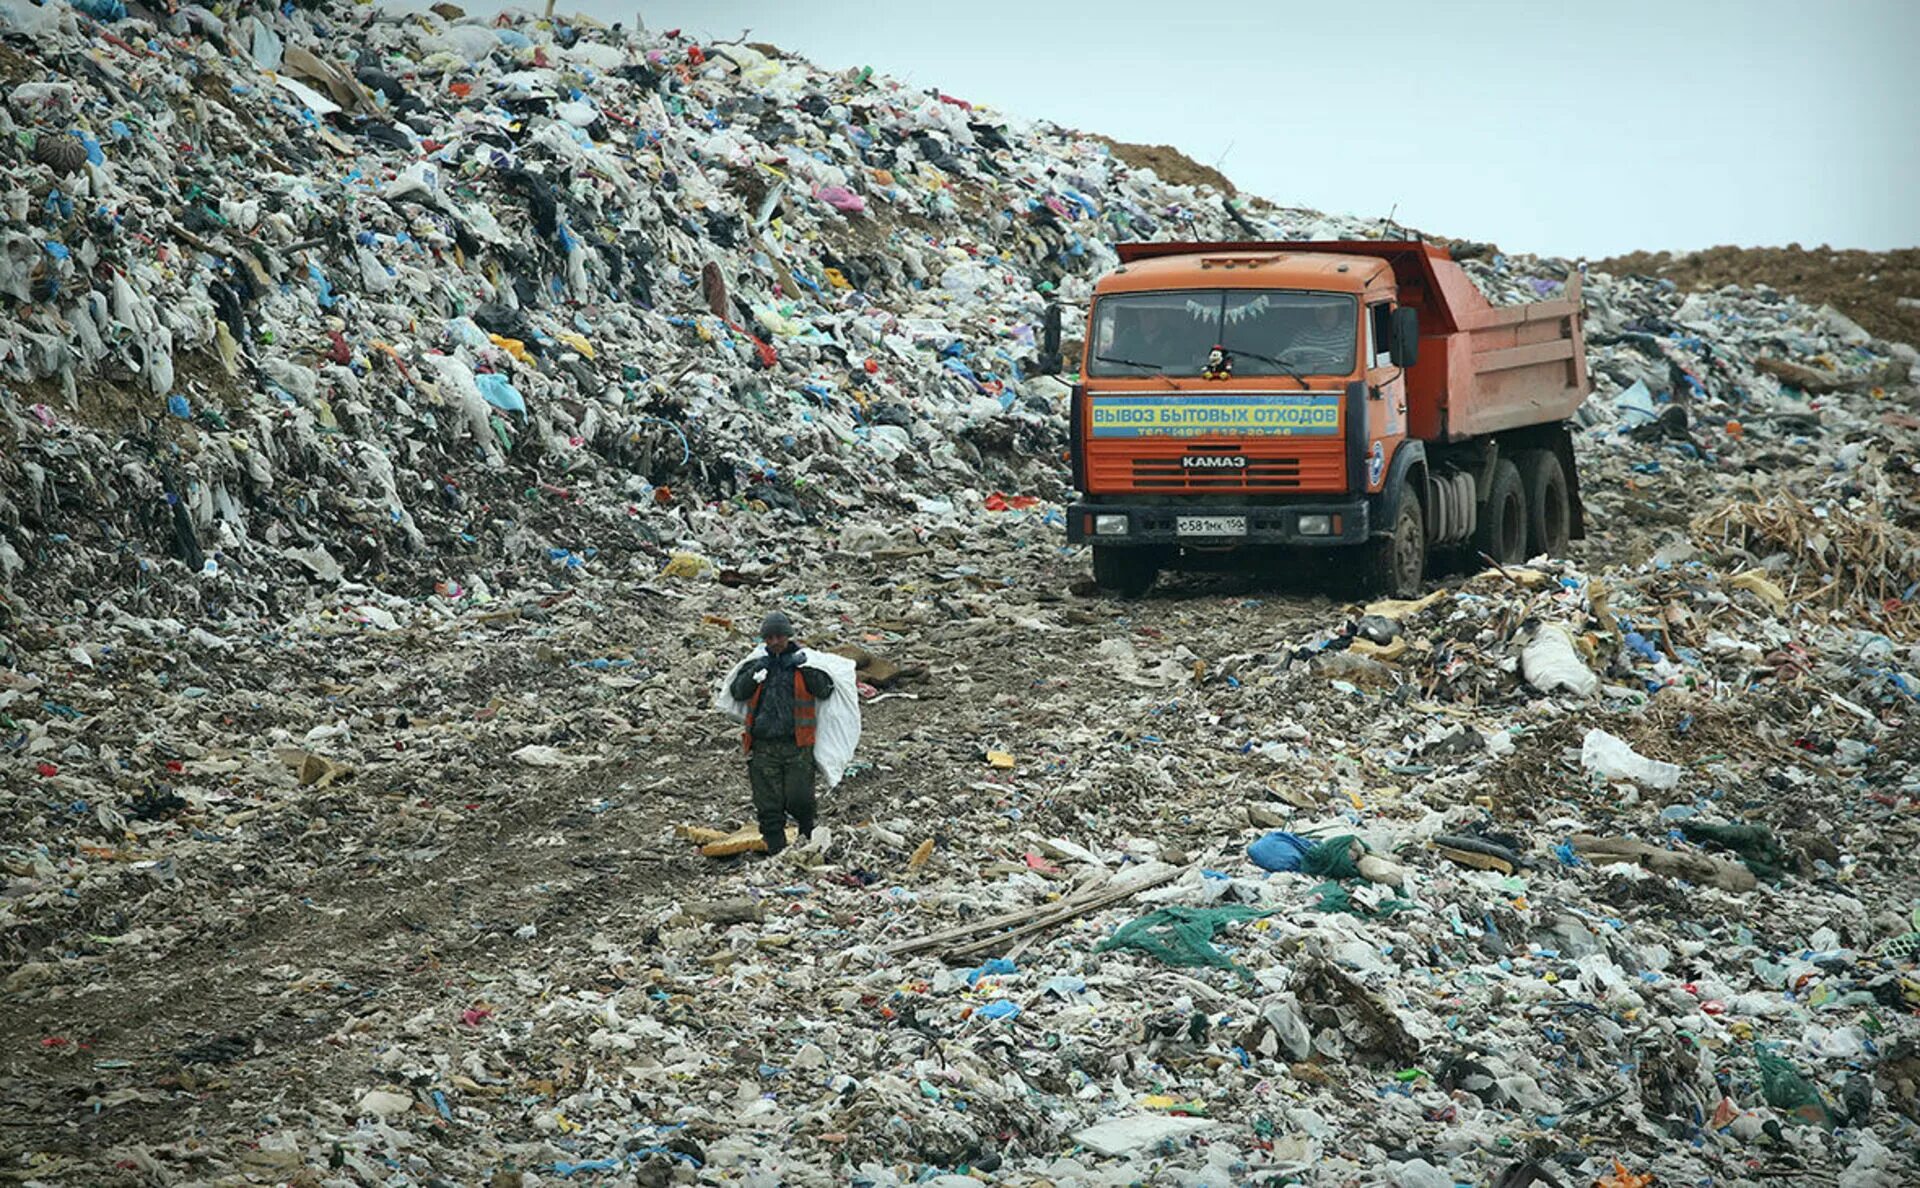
top-left (0, 0), bottom-right (1393, 622)
top-left (3, 2), bottom-right (1920, 1186)
top-left (1595, 244), bottom-right (1920, 347)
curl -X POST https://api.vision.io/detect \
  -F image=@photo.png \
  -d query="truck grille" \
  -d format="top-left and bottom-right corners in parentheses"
top-left (1129, 457), bottom-right (1304, 489)
top-left (1085, 443), bottom-right (1346, 492)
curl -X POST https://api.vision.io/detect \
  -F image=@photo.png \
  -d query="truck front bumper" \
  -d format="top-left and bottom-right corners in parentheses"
top-left (1065, 501), bottom-right (1372, 547)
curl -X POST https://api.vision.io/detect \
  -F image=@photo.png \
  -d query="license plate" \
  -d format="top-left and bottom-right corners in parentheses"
top-left (1176, 515), bottom-right (1247, 537)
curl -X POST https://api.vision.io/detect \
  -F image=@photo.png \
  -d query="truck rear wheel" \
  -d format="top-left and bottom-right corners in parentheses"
top-left (1473, 459), bottom-right (1527, 566)
top-left (1363, 493), bottom-right (1426, 598)
top-left (1515, 448), bottom-right (1570, 558)
top-left (1091, 546), bottom-right (1158, 597)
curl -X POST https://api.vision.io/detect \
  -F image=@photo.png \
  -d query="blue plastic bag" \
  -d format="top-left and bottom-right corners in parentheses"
top-left (965, 957), bottom-right (1016, 986)
top-left (475, 372), bottom-right (526, 416)
top-left (1247, 830), bottom-right (1315, 872)
top-left (74, 0), bottom-right (128, 20)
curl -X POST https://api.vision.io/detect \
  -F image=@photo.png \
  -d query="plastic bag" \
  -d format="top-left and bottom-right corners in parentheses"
top-left (1615, 379), bottom-right (1657, 427)
top-left (714, 645), bottom-right (861, 789)
top-left (1580, 728), bottom-right (1681, 790)
top-left (1756, 1049), bottom-right (1834, 1129)
top-left (1521, 623), bottom-right (1598, 697)
top-left (1247, 830), bottom-right (1315, 872)
top-left (813, 185), bottom-right (866, 214)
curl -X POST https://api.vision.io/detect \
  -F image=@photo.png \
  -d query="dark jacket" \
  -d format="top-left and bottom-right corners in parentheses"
top-left (730, 643), bottom-right (834, 742)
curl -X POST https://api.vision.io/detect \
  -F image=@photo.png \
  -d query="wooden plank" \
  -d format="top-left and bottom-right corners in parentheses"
top-left (883, 873), bottom-right (1113, 955)
top-left (936, 865), bottom-right (1183, 961)
top-left (1431, 842), bottom-right (1513, 875)
top-left (886, 864), bottom-right (1182, 958)
top-left (684, 823), bottom-right (799, 857)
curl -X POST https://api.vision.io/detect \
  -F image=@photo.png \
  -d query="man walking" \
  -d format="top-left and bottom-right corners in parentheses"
top-left (728, 612), bottom-right (836, 855)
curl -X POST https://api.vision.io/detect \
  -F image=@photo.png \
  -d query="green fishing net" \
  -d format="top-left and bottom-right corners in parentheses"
top-left (1095, 906), bottom-right (1269, 974)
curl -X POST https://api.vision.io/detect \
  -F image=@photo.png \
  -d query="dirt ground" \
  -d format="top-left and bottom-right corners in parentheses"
top-left (1595, 245), bottom-right (1920, 345)
top-left (0, 547), bottom-right (1350, 1175)
top-left (1085, 136), bottom-right (1239, 196)
top-left (0, 427), bottom-right (1855, 1174)
top-left (6, 447), bottom-right (1917, 1183)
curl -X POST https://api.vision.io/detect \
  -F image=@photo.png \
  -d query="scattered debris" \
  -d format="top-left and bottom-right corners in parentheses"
top-left (0, 3), bottom-right (1914, 1186)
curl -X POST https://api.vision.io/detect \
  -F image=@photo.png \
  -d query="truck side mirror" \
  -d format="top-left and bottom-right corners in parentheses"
top-left (1390, 307), bottom-right (1421, 368)
top-left (1036, 302), bottom-right (1063, 376)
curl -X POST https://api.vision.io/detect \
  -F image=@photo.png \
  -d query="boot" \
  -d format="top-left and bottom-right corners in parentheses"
top-left (760, 826), bottom-right (786, 856)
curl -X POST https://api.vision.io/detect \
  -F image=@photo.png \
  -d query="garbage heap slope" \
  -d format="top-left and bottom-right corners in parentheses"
top-left (0, 0), bottom-right (1341, 613)
top-left (2, 3), bottom-right (1920, 1188)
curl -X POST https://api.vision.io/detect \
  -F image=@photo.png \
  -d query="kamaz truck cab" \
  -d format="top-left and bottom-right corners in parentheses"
top-left (1063, 240), bottom-right (1588, 596)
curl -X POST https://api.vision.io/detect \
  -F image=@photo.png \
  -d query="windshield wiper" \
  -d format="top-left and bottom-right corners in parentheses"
top-left (1094, 354), bottom-right (1164, 372)
top-left (1223, 347), bottom-right (1310, 390)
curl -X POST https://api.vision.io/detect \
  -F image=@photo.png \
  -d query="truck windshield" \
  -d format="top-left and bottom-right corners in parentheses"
top-left (1088, 290), bottom-right (1357, 379)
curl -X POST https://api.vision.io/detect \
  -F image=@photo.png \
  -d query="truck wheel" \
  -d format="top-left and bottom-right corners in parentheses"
top-left (1363, 493), bottom-right (1426, 598)
top-left (1472, 459), bottom-right (1526, 566)
top-left (1515, 448), bottom-right (1570, 558)
top-left (1091, 546), bottom-right (1158, 597)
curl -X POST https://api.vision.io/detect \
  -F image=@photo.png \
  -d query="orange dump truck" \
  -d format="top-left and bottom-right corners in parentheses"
top-left (1063, 240), bottom-right (1589, 595)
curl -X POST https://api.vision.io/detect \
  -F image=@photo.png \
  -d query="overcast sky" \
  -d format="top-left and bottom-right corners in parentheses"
top-left (465, 1), bottom-right (1916, 259)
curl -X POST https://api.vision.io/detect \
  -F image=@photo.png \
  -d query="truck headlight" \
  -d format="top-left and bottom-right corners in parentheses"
top-left (1094, 514), bottom-right (1129, 536)
top-left (1297, 514), bottom-right (1332, 536)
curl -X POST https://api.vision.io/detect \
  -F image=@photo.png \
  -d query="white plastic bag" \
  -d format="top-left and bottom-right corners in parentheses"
top-left (1580, 728), bottom-right (1680, 790)
top-left (714, 646), bottom-right (861, 789)
top-left (1520, 623), bottom-right (1598, 697)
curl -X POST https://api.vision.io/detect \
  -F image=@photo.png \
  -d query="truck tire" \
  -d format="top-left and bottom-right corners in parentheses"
top-left (1515, 448), bottom-right (1570, 558)
top-left (1363, 492), bottom-right (1425, 598)
top-left (1091, 546), bottom-right (1158, 597)
top-left (1472, 459), bottom-right (1526, 566)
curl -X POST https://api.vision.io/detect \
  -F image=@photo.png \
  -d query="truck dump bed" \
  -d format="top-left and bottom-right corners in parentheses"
top-left (1112, 240), bottom-right (1587, 443)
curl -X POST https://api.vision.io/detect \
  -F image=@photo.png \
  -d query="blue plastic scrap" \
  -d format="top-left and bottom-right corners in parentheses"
top-left (552, 1144), bottom-right (703, 1178)
top-left (307, 261), bottom-right (335, 308)
top-left (552, 1158), bottom-right (622, 1177)
top-left (1247, 830), bottom-right (1316, 872)
top-left (475, 372), bottom-right (527, 416)
top-left (1042, 975), bottom-right (1086, 998)
top-left (965, 957), bottom-right (1016, 985)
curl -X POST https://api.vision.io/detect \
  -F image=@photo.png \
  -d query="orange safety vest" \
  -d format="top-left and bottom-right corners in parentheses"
top-left (743, 669), bottom-right (817, 753)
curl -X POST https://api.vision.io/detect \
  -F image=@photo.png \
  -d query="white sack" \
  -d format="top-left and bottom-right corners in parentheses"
top-left (714, 645), bottom-right (861, 789)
